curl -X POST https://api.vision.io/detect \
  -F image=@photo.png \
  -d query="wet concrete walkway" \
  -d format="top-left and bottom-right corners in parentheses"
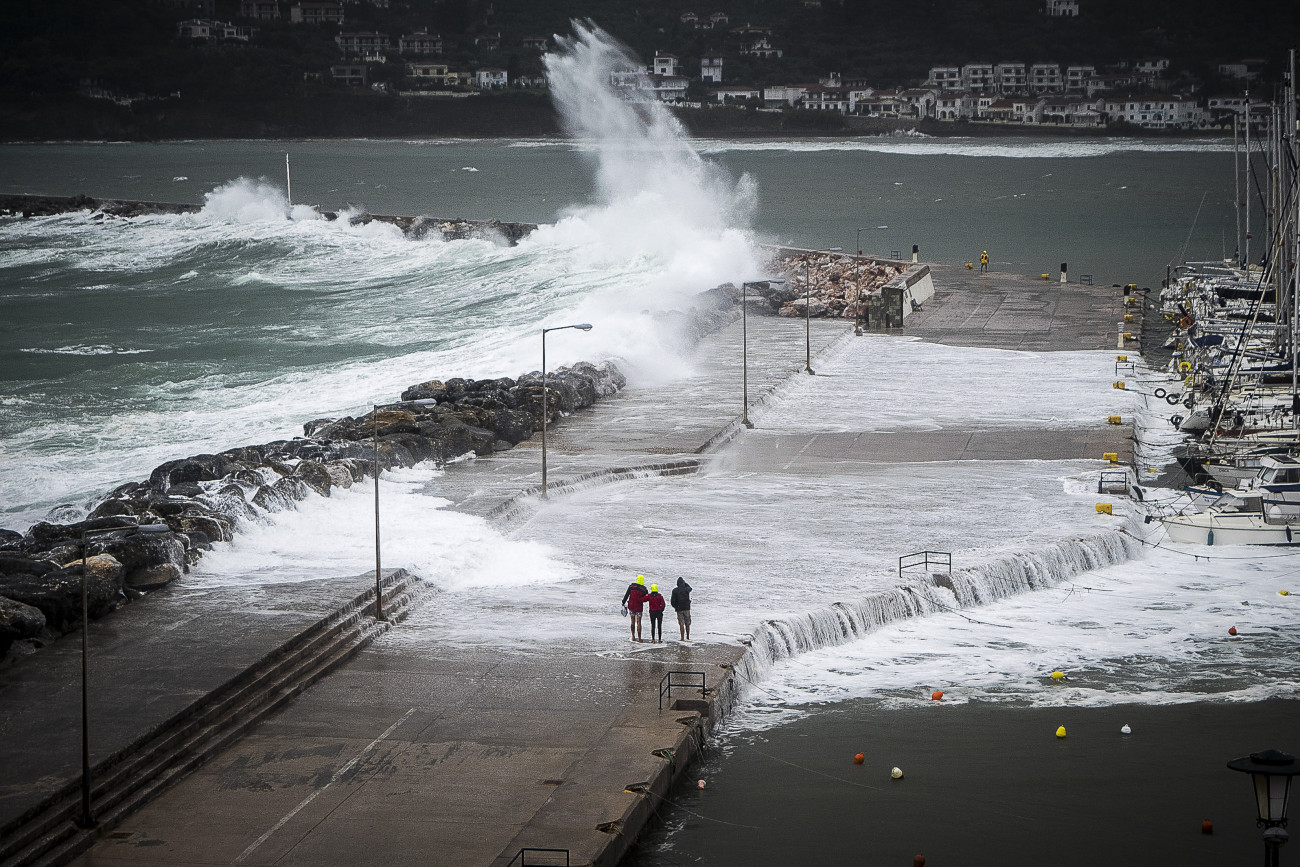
top-left (2, 267), bottom-right (1139, 867)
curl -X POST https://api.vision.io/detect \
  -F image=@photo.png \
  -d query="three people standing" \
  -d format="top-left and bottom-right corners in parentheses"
top-left (621, 575), bottom-right (693, 642)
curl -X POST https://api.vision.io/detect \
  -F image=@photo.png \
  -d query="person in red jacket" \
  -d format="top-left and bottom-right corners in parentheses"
top-left (621, 574), bottom-right (647, 642)
top-left (646, 583), bottom-right (667, 643)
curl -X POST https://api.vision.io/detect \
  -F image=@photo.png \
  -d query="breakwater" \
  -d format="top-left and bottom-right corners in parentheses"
top-left (0, 194), bottom-right (538, 245)
top-left (0, 361), bottom-right (623, 661)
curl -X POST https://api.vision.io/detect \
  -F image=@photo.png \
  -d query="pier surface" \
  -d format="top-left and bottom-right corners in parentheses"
top-left (1, 265), bottom-right (1137, 866)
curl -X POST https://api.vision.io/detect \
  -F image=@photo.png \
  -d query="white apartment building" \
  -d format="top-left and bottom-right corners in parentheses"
top-left (1029, 63), bottom-right (1062, 93)
top-left (963, 63), bottom-right (995, 92)
top-left (927, 67), bottom-right (962, 89)
top-left (1045, 0), bottom-right (1079, 15)
top-left (652, 53), bottom-right (679, 76)
top-left (996, 62), bottom-right (1027, 93)
top-left (701, 55), bottom-right (723, 83)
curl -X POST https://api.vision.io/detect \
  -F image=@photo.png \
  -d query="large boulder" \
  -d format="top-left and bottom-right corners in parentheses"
top-left (0, 565), bottom-right (120, 632)
top-left (400, 380), bottom-right (449, 403)
top-left (148, 454), bottom-right (237, 493)
top-left (489, 408), bottom-right (537, 445)
top-left (93, 529), bottom-right (186, 575)
top-left (125, 563), bottom-right (181, 591)
top-left (0, 529), bottom-right (22, 551)
top-left (0, 553), bottom-right (57, 577)
top-left (0, 596), bottom-right (46, 656)
top-left (293, 460), bottom-right (334, 496)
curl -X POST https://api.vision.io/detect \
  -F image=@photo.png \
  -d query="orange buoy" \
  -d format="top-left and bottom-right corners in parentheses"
top-left (931, 690), bottom-right (944, 701)
top-left (1201, 820), bottom-right (1213, 835)
top-left (853, 753), bottom-right (865, 765)
top-left (1179, 316), bottom-right (1192, 328)
top-left (1228, 626), bottom-right (1238, 636)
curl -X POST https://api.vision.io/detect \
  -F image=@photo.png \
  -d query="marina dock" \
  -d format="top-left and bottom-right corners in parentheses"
top-left (0, 263), bottom-right (1141, 867)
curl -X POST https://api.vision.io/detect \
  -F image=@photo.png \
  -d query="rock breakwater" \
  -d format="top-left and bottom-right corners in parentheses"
top-left (0, 361), bottom-right (623, 662)
top-left (0, 194), bottom-right (538, 245)
top-left (762, 251), bottom-right (906, 321)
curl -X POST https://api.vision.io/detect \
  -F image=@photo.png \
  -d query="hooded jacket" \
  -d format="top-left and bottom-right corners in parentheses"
top-left (670, 577), bottom-right (692, 611)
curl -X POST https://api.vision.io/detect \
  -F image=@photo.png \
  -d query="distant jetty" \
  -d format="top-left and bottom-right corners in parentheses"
top-left (0, 193), bottom-right (538, 245)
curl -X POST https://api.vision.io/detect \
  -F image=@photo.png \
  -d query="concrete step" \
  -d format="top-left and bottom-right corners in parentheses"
top-left (0, 572), bottom-right (427, 867)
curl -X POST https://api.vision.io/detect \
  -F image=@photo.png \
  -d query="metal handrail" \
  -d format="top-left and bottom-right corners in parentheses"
top-left (898, 550), bottom-right (951, 580)
top-left (659, 670), bottom-right (707, 711)
top-left (507, 847), bottom-right (570, 867)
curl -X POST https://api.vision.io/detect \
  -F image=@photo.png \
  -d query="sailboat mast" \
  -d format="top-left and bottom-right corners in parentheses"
top-left (1234, 113), bottom-right (1242, 265)
top-left (285, 153), bottom-right (292, 206)
top-left (1245, 89), bottom-right (1252, 269)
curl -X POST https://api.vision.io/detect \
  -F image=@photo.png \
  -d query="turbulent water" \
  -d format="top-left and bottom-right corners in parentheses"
top-left (2, 22), bottom-right (1292, 773)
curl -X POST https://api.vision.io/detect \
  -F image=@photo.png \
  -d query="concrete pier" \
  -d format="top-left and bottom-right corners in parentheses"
top-left (0, 264), bottom-right (1140, 867)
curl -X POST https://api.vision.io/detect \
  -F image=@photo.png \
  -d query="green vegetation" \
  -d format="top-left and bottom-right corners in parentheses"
top-left (0, 0), bottom-right (1293, 140)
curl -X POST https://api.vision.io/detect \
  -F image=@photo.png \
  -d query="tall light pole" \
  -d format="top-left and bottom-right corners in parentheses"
top-left (739, 282), bottom-right (762, 428)
top-left (78, 522), bottom-right (170, 828)
top-left (541, 323), bottom-right (593, 498)
top-left (372, 398), bottom-right (436, 620)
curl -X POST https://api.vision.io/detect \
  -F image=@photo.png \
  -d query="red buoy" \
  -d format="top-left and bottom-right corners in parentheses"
top-left (931, 690), bottom-right (944, 701)
top-left (1201, 820), bottom-right (1213, 835)
top-left (1228, 626), bottom-right (1238, 636)
top-left (914, 856), bottom-right (926, 867)
top-left (854, 753), bottom-right (865, 765)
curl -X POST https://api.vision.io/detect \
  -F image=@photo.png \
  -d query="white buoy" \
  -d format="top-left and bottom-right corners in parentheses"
top-left (1121, 724), bottom-right (1132, 734)
top-left (890, 767), bottom-right (904, 780)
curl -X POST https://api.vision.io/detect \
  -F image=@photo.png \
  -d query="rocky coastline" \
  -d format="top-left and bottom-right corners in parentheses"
top-left (0, 286), bottom-right (745, 664)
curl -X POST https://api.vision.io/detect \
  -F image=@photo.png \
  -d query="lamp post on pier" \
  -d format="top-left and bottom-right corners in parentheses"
top-left (372, 398), bottom-right (437, 621)
top-left (541, 323), bottom-right (593, 498)
top-left (1228, 749), bottom-right (1300, 867)
top-left (77, 521), bottom-right (170, 828)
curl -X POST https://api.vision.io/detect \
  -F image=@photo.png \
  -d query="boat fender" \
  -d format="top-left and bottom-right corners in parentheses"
top-left (1154, 387), bottom-right (1167, 399)
top-left (1207, 529), bottom-right (1214, 546)
top-left (1166, 393), bottom-right (1181, 405)
top-left (1288, 526), bottom-right (1293, 543)
top-left (1170, 414), bottom-right (1183, 426)
top-left (1134, 486), bottom-right (1144, 502)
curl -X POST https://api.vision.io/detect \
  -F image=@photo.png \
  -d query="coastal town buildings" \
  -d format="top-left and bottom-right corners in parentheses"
top-left (176, 2), bottom-right (1255, 130)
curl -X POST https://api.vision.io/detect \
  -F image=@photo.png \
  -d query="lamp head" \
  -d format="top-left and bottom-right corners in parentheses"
top-left (1228, 749), bottom-right (1299, 824)
top-left (574, 323), bottom-right (593, 331)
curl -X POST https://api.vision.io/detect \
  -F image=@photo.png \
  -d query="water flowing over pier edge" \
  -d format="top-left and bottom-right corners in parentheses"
top-left (730, 526), bottom-right (1145, 695)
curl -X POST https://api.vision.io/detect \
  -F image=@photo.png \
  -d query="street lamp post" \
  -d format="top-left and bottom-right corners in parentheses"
top-left (372, 398), bottom-right (437, 621)
top-left (1228, 749), bottom-right (1300, 867)
top-left (541, 323), bottom-right (593, 498)
top-left (738, 282), bottom-right (781, 428)
top-left (78, 521), bottom-right (170, 828)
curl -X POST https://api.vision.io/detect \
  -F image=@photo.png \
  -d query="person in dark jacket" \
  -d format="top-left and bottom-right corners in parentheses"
top-left (621, 574), bottom-right (647, 642)
top-left (646, 584), bottom-right (666, 642)
top-left (670, 577), bottom-right (692, 641)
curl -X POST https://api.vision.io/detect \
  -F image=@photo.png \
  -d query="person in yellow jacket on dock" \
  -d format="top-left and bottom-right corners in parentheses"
top-left (979, 250), bottom-right (989, 272)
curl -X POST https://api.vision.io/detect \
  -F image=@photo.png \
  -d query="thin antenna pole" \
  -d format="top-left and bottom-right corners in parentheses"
top-left (285, 153), bottom-right (292, 205)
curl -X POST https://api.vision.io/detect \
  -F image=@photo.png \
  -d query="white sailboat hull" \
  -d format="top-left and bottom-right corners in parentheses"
top-left (1162, 512), bottom-right (1300, 545)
